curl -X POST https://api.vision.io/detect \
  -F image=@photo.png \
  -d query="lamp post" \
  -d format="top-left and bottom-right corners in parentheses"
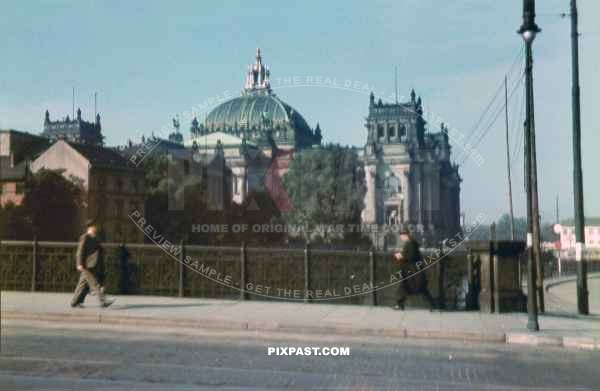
top-left (569, 0), bottom-right (589, 315)
top-left (518, 0), bottom-right (541, 331)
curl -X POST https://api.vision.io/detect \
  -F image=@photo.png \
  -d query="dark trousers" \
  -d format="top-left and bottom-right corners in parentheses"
top-left (397, 262), bottom-right (434, 308)
top-left (71, 269), bottom-right (104, 306)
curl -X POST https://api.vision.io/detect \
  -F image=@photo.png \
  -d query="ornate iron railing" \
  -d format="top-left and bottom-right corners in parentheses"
top-left (1, 239), bottom-right (479, 308)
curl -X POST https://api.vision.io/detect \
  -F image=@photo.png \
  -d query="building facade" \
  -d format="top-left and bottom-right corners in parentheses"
top-left (0, 129), bottom-right (49, 206)
top-left (31, 140), bottom-right (145, 242)
top-left (361, 91), bottom-right (461, 247)
top-left (185, 49), bottom-right (322, 207)
top-left (177, 49), bottom-right (462, 247)
top-left (42, 108), bottom-right (103, 145)
top-left (558, 218), bottom-right (600, 250)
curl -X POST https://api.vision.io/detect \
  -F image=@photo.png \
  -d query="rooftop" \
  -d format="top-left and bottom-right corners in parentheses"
top-left (560, 217), bottom-right (600, 227)
top-left (66, 141), bottom-right (138, 170)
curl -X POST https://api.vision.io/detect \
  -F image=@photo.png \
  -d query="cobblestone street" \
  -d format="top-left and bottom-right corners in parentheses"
top-left (2, 323), bottom-right (600, 390)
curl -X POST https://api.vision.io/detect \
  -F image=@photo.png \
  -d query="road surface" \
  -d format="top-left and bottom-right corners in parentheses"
top-left (546, 276), bottom-right (600, 314)
top-left (1, 321), bottom-right (599, 390)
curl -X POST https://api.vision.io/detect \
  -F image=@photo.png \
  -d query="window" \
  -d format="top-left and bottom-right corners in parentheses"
top-left (115, 200), bottom-right (124, 217)
top-left (400, 125), bottom-right (407, 137)
top-left (389, 125), bottom-right (395, 138)
top-left (377, 125), bottom-right (384, 138)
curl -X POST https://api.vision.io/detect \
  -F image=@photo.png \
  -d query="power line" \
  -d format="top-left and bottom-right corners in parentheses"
top-left (471, 73), bottom-right (524, 153)
top-left (456, 47), bottom-right (524, 162)
top-left (461, 72), bottom-right (525, 165)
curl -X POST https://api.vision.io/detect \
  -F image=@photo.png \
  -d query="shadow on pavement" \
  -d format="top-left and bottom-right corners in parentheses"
top-left (111, 303), bottom-right (211, 311)
top-left (539, 311), bottom-right (600, 321)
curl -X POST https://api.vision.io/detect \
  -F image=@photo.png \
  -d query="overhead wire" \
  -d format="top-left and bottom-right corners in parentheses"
top-left (456, 46), bottom-right (524, 163)
top-left (461, 71), bottom-right (525, 166)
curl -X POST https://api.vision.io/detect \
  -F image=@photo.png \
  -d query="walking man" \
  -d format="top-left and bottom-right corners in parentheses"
top-left (70, 219), bottom-right (114, 308)
top-left (393, 229), bottom-right (434, 310)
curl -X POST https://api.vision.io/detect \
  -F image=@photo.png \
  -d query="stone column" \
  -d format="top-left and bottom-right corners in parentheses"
top-left (427, 171), bottom-right (433, 230)
top-left (240, 166), bottom-right (247, 203)
top-left (361, 166), bottom-right (377, 223)
top-left (384, 122), bottom-right (389, 143)
top-left (403, 169), bottom-right (411, 224)
top-left (417, 164), bottom-right (423, 228)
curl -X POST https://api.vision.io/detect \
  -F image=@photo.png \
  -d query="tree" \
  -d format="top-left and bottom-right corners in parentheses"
top-left (0, 169), bottom-right (85, 240)
top-left (0, 201), bottom-right (27, 239)
top-left (279, 144), bottom-right (368, 245)
top-left (494, 214), bottom-right (527, 241)
top-left (467, 214), bottom-right (557, 243)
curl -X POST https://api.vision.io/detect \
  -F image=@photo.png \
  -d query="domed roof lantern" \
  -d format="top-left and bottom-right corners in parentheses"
top-left (244, 48), bottom-right (271, 95)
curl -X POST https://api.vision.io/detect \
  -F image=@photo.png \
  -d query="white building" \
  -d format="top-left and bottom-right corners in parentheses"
top-left (558, 218), bottom-right (600, 249)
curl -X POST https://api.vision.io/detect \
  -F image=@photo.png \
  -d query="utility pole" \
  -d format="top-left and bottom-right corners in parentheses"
top-left (570, 0), bottom-right (589, 315)
top-left (530, 81), bottom-right (545, 314)
top-left (395, 66), bottom-right (398, 104)
top-left (556, 195), bottom-right (562, 277)
top-left (518, 0), bottom-right (540, 331)
top-left (504, 75), bottom-right (515, 241)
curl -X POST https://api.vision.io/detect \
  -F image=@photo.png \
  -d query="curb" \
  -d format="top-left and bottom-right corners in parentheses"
top-left (3, 310), bottom-right (598, 350)
top-left (505, 333), bottom-right (600, 350)
top-left (545, 273), bottom-right (600, 292)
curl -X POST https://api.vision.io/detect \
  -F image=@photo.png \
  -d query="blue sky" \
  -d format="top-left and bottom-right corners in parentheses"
top-left (1, 0), bottom-right (599, 223)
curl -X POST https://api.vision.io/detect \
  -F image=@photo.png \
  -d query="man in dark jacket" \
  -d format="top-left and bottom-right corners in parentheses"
top-left (70, 219), bottom-right (114, 308)
top-left (393, 230), bottom-right (434, 310)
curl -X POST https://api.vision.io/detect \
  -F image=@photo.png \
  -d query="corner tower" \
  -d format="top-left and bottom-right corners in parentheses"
top-left (362, 91), bottom-right (461, 247)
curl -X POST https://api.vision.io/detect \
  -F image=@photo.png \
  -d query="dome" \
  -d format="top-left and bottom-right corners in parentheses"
top-left (204, 93), bottom-right (312, 135)
top-left (194, 48), bottom-right (321, 149)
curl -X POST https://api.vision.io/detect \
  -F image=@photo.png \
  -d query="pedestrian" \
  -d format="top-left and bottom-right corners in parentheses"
top-left (392, 229), bottom-right (434, 310)
top-left (70, 219), bottom-right (115, 308)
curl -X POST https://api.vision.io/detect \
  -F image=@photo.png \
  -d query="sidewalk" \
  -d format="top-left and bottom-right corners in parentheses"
top-left (544, 273), bottom-right (600, 314)
top-left (2, 291), bottom-right (599, 350)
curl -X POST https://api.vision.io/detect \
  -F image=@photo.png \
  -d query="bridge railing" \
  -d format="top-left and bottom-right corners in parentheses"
top-left (1, 239), bottom-right (480, 309)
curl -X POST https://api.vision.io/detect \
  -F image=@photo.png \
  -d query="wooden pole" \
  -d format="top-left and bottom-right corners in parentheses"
top-left (505, 75), bottom-right (516, 240)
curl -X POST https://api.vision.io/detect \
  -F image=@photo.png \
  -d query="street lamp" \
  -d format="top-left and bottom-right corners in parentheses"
top-left (518, 0), bottom-right (541, 331)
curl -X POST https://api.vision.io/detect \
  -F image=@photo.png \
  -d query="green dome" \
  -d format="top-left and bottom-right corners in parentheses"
top-left (204, 93), bottom-right (312, 135)
top-left (193, 49), bottom-right (322, 149)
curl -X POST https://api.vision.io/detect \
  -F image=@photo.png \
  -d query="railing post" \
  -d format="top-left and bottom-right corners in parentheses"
top-left (437, 243), bottom-right (446, 310)
top-left (240, 241), bottom-right (247, 300)
top-left (304, 241), bottom-right (311, 303)
top-left (178, 240), bottom-right (186, 297)
top-left (369, 248), bottom-right (377, 306)
top-left (466, 248), bottom-right (475, 310)
top-left (31, 235), bottom-right (38, 292)
top-left (118, 241), bottom-right (130, 294)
